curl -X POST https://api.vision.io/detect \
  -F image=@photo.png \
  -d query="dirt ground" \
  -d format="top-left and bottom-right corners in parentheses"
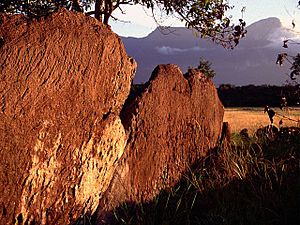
top-left (224, 107), bottom-right (300, 134)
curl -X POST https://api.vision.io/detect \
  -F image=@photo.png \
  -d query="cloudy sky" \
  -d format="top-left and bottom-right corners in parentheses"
top-left (109, 0), bottom-right (300, 37)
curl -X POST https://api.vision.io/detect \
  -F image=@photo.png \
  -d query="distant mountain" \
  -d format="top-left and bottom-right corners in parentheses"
top-left (245, 17), bottom-right (282, 41)
top-left (121, 17), bottom-right (299, 85)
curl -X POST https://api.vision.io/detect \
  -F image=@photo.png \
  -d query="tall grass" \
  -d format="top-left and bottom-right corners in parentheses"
top-left (108, 130), bottom-right (299, 225)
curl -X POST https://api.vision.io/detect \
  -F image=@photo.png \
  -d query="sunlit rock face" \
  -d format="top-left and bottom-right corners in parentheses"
top-left (0, 8), bottom-right (224, 225)
top-left (0, 9), bottom-right (136, 225)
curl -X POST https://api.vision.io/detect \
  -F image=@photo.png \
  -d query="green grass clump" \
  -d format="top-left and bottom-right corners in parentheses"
top-left (109, 129), bottom-right (300, 225)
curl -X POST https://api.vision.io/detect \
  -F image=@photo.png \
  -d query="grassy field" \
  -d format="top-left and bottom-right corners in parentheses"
top-left (224, 107), bottom-right (300, 134)
top-left (82, 108), bottom-right (300, 225)
top-left (94, 108), bottom-right (300, 225)
top-left (106, 132), bottom-right (299, 225)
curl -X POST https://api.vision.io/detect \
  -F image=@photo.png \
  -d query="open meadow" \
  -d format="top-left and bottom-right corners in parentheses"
top-left (224, 107), bottom-right (300, 134)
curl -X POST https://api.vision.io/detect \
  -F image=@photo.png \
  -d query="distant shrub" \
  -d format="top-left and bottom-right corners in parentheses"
top-left (197, 58), bottom-right (216, 78)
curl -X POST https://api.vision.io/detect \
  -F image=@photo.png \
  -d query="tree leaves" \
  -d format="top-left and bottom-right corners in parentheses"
top-left (0, 0), bottom-right (71, 17)
top-left (282, 40), bottom-right (288, 48)
top-left (290, 54), bottom-right (300, 80)
top-left (276, 53), bottom-right (288, 66)
top-left (0, 0), bottom-right (246, 48)
top-left (196, 58), bottom-right (216, 78)
top-left (277, 38), bottom-right (300, 81)
top-left (232, 19), bottom-right (247, 46)
top-left (292, 19), bottom-right (295, 29)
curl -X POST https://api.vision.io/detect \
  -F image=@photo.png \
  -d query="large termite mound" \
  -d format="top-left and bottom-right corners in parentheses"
top-left (0, 9), bottom-right (136, 225)
top-left (100, 65), bottom-right (224, 214)
top-left (0, 8), bottom-right (225, 225)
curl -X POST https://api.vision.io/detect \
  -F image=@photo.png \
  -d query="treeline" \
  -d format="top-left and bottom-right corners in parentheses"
top-left (218, 84), bottom-right (300, 107)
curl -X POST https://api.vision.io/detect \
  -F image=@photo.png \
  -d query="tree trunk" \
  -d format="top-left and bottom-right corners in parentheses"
top-left (95, 0), bottom-right (103, 21)
top-left (72, 0), bottom-right (83, 12)
top-left (103, 0), bottom-right (113, 25)
top-left (95, 0), bottom-right (114, 25)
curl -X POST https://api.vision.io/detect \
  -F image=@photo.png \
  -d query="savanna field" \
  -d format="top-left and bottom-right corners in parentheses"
top-left (100, 107), bottom-right (300, 225)
top-left (224, 107), bottom-right (300, 133)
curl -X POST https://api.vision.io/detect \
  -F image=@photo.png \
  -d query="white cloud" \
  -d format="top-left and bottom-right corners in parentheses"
top-left (265, 27), bottom-right (300, 49)
top-left (156, 46), bottom-right (206, 55)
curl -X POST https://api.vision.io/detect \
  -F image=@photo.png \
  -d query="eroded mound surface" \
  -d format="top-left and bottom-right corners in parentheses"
top-left (0, 9), bottom-right (225, 225)
top-left (101, 65), bottom-right (224, 214)
top-left (0, 9), bottom-right (136, 225)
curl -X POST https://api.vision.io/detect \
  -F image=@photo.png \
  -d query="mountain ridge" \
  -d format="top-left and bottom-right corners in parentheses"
top-left (121, 17), bottom-right (299, 85)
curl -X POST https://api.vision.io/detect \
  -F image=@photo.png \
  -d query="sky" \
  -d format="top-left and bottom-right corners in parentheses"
top-left (109, 0), bottom-right (300, 37)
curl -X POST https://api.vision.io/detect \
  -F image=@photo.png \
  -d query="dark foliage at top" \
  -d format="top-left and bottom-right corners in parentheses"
top-left (0, 0), bottom-right (246, 48)
top-left (0, 0), bottom-right (70, 17)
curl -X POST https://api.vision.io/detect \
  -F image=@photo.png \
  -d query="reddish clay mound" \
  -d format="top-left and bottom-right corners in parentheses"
top-left (101, 65), bottom-right (224, 213)
top-left (0, 9), bottom-right (136, 225)
top-left (0, 9), bottom-right (225, 225)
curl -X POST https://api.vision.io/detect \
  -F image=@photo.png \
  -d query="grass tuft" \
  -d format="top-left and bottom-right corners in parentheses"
top-left (107, 129), bottom-right (299, 225)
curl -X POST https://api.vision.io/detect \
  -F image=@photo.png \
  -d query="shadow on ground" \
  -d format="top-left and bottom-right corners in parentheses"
top-left (87, 127), bottom-right (300, 225)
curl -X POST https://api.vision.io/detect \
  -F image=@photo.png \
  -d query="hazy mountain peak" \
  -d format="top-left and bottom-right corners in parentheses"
top-left (248, 17), bottom-right (282, 28)
top-left (245, 17), bottom-right (282, 41)
top-left (146, 26), bottom-right (192, 40)
top-left (121, 17), bottom-right (297, 85)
